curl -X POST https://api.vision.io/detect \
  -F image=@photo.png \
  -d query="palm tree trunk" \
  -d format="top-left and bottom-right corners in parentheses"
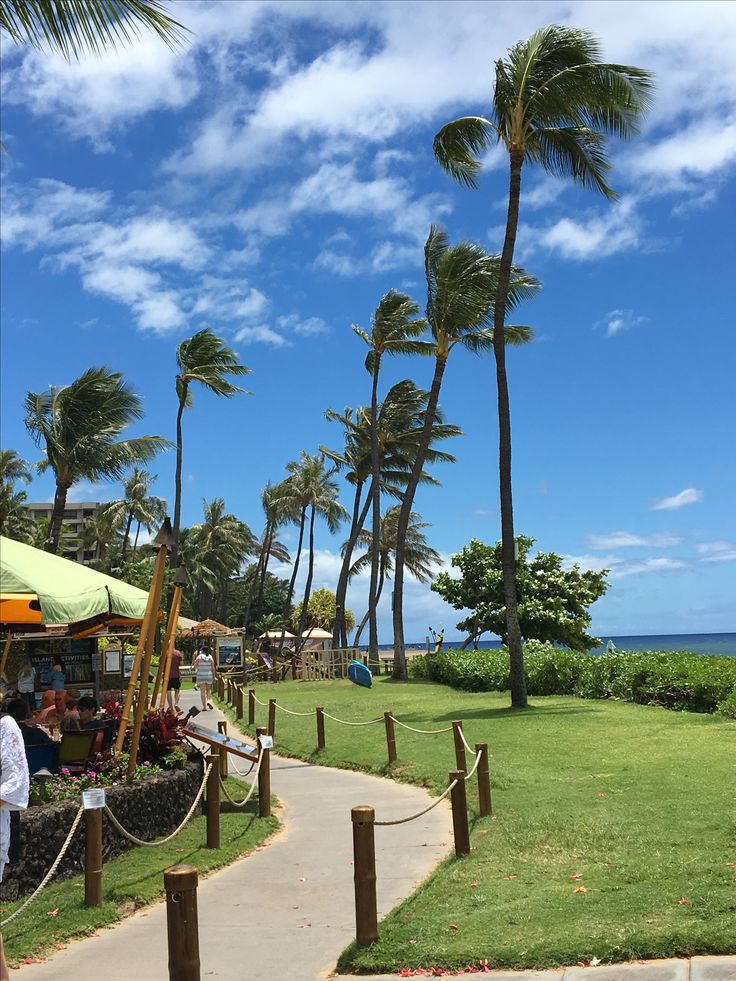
top-left (121, 508), bottom-right (134, 563)
top-left (285, 507), bottom-right (307, 611)
top-left (133, 521), bottom-right (141, 558)
top-left (46, 482), bottom-right (70, 554)
top-left (172, 391), bottom-right (186, 567)
top-left (255, 523), bottom-right (273, 620)
top-left (493, 149), bottom-right (528, 709)
top-left (392, 356), bottom-right (447, 679)
top-left (242, 556), bottom-right (263, 636)
top-left (297, 505), bottom-right (317, 647)
top-left (354, 561), bottom-right (386, 648)
top-left (333, 480), bottom-right (372, 649)
top-left (368, 357), bottom-right (382, 670)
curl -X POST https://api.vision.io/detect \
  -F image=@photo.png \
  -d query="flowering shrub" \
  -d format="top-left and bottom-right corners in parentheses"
top-left (136, 708), bottom-right (187, 764)
top-left (98, 690), bottom-right (125, 711)
top-left (29, 754), bottom-right (161, 806)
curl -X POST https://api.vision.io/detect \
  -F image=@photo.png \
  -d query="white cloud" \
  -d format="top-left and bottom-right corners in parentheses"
top-left (234, 324), bottom-right (291, 347)
top-left (587, 532), bottom-right (681, 549)
top-left (610, 557), bottom-right (686, 579)
top-left (696, 541), bottom-right (736, 562)
top-left (67, 480), bottom-right (117, 503)
top-left (651, 487), bottom-right (703, 511)
top-left (596, 308), bottom-right (648, 338)
top-left (528, 197), bottom-right (643, 262)
top-left (627, 118), bottom-right (736, 186)
top-left (277, 315), bottom-right (330, 337)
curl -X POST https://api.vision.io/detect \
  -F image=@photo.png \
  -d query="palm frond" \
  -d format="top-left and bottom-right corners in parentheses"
top-left (433, 116), bottom-right (496, 189)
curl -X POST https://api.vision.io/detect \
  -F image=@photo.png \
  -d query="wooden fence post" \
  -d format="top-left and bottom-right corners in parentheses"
top-left (475, 743), bottom-right (492, 817)
top-left (452, 720), bottom-right (467, 772)
top-left (236, 685), bottom-right (244, 721)
top-left (165, 865), bottom-right (200, 981)
top-left (206, 750), bottom-right (220, 849)
top-left (449, 770), bottom-right (470, 857)
top-left (268, 698), bottom-right (277, 738)
top-left (84, 807), bottom-right (103, 907)
top-left (316, 706), bottom-right (325, 750)
top-left (383, 711), bottom-right (397, 764)
top-left (256, 726), bottom-right (271, 818)
top-left (351, 805), bottom-right (378, 946)
top-left (248, 689), bottom-right (256, 725)
top-left (217, 721), bottom-right (229, 779)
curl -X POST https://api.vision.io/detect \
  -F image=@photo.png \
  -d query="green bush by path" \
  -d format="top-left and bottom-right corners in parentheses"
top-left (1, 777), bottom-right (278, 967)
top-left (409, 642), bottom-right (736, 715)
top-left (218, 677), bottom-right (736, 972)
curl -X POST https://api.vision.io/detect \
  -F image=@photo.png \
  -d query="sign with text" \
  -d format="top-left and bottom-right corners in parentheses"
top-left (82, 788), bottom-right (106, 810)
top-left (258, 734), bottom-right (274, 749)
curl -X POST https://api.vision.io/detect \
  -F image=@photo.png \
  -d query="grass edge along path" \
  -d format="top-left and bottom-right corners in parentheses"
top-left (216, 678), bottom-right (736, 974)
top-left (1, 776), bottom-right (279, 968)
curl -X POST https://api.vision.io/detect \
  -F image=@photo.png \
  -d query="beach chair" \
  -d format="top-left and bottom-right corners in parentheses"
top-left (56, 730), bottom-right (96, 774)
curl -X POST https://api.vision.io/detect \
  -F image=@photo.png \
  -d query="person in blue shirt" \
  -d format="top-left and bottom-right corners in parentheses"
top-left (44, 660), bottom-right (66, 692)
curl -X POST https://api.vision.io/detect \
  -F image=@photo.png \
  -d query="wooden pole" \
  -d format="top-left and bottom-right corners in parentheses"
top-left (475, 743), bottom-right (492, 817)
top-left (118, 541), bottom-right (169, 760)
top-left (154, 580), bottom-right (184, 707)
top-left (164, 865), bottom-right (200, 981)
top-left (235, 685), bottom-right (244, 721)
top-left (449, 770), bottom-right (471, 857)
top-left (316, 706), bottom-right (325, 750)
top-left (383, 711), bottom-right (397, 765)
top-left (0, 631), bottom-right (14, 680)
top-left (84, 808), bottom-right (103, 907)
top-left (126, 542), bottom-right (169, 778)
top-left (268, 698), bottom-right (276, 738)
top-left (256, 726), bottom-right (271, 818)
top-left (218, 721), bottom-right (229, 779)
top-left (248, 689), bottom-right (256, 725)
top-left (351, 805), bottom-right (378, 946)
top-left (452, 720), bottom-right (467, 773)
top-left (206, 750), bottom-right (220, 849)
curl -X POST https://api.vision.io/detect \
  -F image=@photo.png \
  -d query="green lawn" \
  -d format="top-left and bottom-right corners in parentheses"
top-left (218, 677), bottom-right (736, 972)
top-left (1, 777), bottom-right (278, 967)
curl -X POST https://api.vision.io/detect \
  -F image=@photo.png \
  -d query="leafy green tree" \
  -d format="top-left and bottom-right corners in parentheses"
top-left (291, 588), bottom-right (355, 635)
top-left (173, 329), bottom-right (251, 564)
top-left (0, 449), bottom-right (34, 541)
top-left (352, 291), bottom-right (431, 666)
top-left (233, 569), bottom-right (290, 634)
top-left (1, 0), bottom-right (185, 58)
top-left (103, 467), bottom-right (166, 562)
top-left (391, 227), bottom-right (538, 680)
top-left (24, 367), bottom-right (169, 553)
top-left (351, 506), bottom-right (440, 647)
top-left (432, 536), bottom-right (609, 652)
top-left (434, 26), bottom-right (653, 706)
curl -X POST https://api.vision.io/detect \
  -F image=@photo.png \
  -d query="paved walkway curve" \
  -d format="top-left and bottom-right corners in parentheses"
top-left (17, 692), bottom-right (736, 980)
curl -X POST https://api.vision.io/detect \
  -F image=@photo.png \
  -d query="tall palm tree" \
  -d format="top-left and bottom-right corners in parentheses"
top-left (323, 382), bottom-right (461, 652)
top-left (391, 227), bottom-right (539, 680)
top-left (291, 454), bottom-right (348, 648)
top-left (181, 498), bottom-right (256, 620)
top-left (81, 507), bottom-right (120, 563)
top-left (242, 482), bottom-right (292, 635)
top-left (24, 367), bottom-right (169, 553)
top-left (0, 449), bottom-right (32, 485)
top-left (434, 26), bottom-right (653, 707)
top-left (0, 449), bottom-right (34, 541)
top-left (1, 0), bottom-right (185, 58)
top-left (173, 329), bottom-right (251, 565)
top-left (350, 507), bottom-right (440, 647)
top-left (352, 292), bottom-right (431, 667)
top-left (104, 467), bottom-right (166, 561)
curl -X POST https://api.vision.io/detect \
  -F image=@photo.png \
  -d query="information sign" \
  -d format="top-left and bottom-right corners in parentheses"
top-left (258, 734), bottom-right (274, 749)
top-left (82, 788), bottom-right (106, 809)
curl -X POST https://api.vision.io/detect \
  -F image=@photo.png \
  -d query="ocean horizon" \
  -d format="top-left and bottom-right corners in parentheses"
top-left (366, 631), bottom-right (736, 658)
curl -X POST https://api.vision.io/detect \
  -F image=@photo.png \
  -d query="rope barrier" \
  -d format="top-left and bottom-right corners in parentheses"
top-left (389, 716), bottom-right (453, 735)
top-left (104, 763), bottom-right (213, 847)
top-left (464, 746), bottom-right (482, 780)
top-left (458, 727), bottom-right (478, 756)
top-left (274, 703), bottom-right (315, 717)
top-left (374, 780), bottom-right (457, 827)
top-left (1, 805), bottom-right (85, 928)
top-left (219, 748), bottom-right (263, 808)
top-left (251, 692), bottom-right (268, 706)
top-left (322, 711), bottom-right (384, 727)
top-left (230, 756), bottom-right (256, 777)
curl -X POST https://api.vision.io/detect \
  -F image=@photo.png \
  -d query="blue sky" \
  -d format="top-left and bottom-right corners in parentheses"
top-left (1, 0), bottom-right (734, 643)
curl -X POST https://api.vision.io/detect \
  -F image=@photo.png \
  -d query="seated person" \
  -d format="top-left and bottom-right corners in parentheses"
top-left (2, 696), bottom-right (53, 746)
top-left (61, 697), bottom-right (81, 731)
top-left (77, 695), bottom-right (99, 729)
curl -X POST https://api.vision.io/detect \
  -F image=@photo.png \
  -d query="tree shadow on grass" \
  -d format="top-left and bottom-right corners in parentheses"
top-left (433, 701), bottom-right (597, 723)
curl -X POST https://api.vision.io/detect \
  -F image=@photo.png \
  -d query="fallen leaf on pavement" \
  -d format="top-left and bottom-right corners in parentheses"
top-left (298, 923), bottom-right (312, 928)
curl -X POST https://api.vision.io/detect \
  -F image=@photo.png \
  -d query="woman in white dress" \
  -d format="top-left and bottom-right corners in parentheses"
top-left (1, 708), bottom-right (30, 979)
top-left (192, 646), bottom-right (216, 711)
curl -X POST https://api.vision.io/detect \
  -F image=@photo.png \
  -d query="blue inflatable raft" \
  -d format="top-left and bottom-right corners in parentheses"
top-left (347, 660), bottom-right (372, 688)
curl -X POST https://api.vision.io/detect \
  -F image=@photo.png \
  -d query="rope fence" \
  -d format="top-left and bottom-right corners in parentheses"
top-left (388, 715), bottom-right (453, 735)
top-left (374, 779), bottom-right (458, 827)
top-left (321, 711), bottom-right (383, 727)
top-left (1, 805), bottom-right (85, 928)
top-left (104, 763), bottom-right (213, 848)
top-left (219, 748), bottom-right (263, 808)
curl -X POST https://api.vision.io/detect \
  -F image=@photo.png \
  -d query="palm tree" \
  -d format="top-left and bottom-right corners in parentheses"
top-left (434, 26), bottom-right (653, 706)
top-left (173, 329), bottom-right (251, 565)
top-left (181, 498), bottom-right (256, 620)
top-left (242, 482), bottom-right (292, 635)
top-left (350, 507), bottom-right (440, 647)
top-left (104, 468), bottom-right (166, 561)
top-left (24, 367), bottom-right (169, 554)
top-left (0, 450), bottom-right (32, 485)
top-left (391, 227), bottom-right (539, 680)
top-left (0, 449), bottom-right (34, 541)
top-left (81, 507), bottom-right (120, 563)
top-left (323, 382), bottom-right (460, 653)
top-left (291, 454), bottom-right (348, 648)
top-left (353, 292), bottom-right (431, 667)
top-left (1, 0), bottom-right (185, 58)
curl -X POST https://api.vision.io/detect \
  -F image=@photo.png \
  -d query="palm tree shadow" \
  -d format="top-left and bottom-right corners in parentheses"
top-left (433, 702), bottom-right (597, 722)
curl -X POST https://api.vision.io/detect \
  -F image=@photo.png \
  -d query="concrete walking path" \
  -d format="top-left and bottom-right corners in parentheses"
top-left (16, 691), bottom-right (735, 980)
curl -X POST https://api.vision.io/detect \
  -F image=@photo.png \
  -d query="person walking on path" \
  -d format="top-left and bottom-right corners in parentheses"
top-left (192, 646), bottom-right (215, 711)
top-left (166, 648), bottom-right (183, 711)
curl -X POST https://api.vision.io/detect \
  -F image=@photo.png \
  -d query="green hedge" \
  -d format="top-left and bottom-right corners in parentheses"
top-left (408, 640), bottom-right (736, 716)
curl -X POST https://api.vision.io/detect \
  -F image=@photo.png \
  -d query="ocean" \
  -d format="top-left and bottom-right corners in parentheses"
top-left (371, 632), bottom-right (736, 657)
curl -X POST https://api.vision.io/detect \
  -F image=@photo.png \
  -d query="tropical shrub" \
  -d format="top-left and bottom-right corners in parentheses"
top-left (409, 643), bottom-right (736, 714)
